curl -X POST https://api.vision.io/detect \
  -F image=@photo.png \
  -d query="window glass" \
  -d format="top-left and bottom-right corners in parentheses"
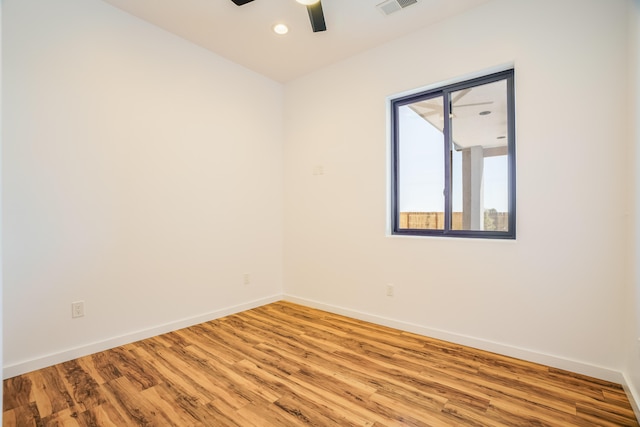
top-left (450, 80), bottom-right (509, 231)
top-left (397, 99), bottom-right (444, 230)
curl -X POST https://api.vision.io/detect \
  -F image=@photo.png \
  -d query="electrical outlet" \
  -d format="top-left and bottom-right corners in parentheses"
top-left (71, 301), bottom-right (84, 318)
top-left (386, 284), bottom-right (394, 297)
top-left (243, 273), bottom-right (251, 285)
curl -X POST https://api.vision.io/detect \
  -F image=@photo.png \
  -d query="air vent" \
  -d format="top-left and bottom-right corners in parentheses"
top-left (376, 0), bottom-right (418, 16)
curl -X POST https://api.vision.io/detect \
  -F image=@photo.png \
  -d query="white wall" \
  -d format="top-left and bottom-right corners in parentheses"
top-left (284, 0), bottom-right (631, 380)
top-left (626, 0), bottom-right (640, 412)
top-left (1, 0), bottom-right (4, 411)
top-left (2, 0), bottom-right (284, 376)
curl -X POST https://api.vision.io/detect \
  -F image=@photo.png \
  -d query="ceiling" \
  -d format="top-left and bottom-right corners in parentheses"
top-left (102, 0), bottom-right (491, 82)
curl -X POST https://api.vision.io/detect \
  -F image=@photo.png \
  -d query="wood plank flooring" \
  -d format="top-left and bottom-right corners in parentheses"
top-left (3, 301), bottom-right (638, 426)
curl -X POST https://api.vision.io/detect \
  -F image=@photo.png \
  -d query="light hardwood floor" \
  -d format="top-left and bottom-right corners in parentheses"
top-left (3, 301), bottom-right (639, 426)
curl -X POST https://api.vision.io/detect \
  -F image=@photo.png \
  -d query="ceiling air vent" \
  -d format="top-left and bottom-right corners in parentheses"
top-left (376, 0), bottom-right (418, 16)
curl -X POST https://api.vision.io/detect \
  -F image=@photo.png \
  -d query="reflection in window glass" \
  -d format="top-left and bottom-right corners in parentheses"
top-left (450, 80), bottom-right (508, 231)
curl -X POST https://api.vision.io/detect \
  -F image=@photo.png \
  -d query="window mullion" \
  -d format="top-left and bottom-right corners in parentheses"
top-left (443, 92), bottom-right (452, 233)
top-left (391, 103), bottom-right (401, 233)
top-left (506, 74), bottom-right (516, 237)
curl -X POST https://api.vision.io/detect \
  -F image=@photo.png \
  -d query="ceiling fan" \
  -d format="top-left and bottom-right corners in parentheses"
top-left (230, 0), bottom-right (327, 33)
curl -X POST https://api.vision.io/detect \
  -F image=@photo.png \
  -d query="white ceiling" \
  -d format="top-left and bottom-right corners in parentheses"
top-left (102, 0), bottom-right (491, 82)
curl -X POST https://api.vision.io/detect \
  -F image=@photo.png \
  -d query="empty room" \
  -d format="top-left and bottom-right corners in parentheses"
top-left (3, 0), bottom-right (640, 425)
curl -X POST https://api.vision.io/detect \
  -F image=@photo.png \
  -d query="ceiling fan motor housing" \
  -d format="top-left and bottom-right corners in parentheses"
top-left (230, 0), bottom-right (326, 33)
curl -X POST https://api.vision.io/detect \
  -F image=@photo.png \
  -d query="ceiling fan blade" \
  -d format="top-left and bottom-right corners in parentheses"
top-left (307, 1), bottom-right (326, 32)
top-left (418, 112), bottom-right (439, 119)
top-left (409, 105), bottom-right (439, 119)
top-left (453, 101), bottom-right (494, 108)
top-left (414, 102), bottom-right (442, 111)
top-left (451, 88), bottom-right (471, 104)
top-left (231, 0), bottom-right (254, 5)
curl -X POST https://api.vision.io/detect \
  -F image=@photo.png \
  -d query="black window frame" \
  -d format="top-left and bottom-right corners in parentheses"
top-left (390, 69), bottom-right (516, 239)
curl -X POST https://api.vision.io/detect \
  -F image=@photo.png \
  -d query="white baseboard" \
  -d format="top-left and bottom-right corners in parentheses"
top-left (284, 294), bottom-right (624, 384)
top-left (623, 373), bottom-right (640, 422)
top-left (3, 294), bottom-right (282, 379)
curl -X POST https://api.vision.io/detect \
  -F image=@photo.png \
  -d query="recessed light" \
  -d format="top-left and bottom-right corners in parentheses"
top-left (479, 110), bottom-right (492, 116)
top-left (296, 0), bottom-right (320, 4)
top-left (273, 23), bottom-right (289, 35)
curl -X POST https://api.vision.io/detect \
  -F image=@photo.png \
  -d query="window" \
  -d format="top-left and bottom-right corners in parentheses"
top-left (390, 69), bottom-right (515, 239)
